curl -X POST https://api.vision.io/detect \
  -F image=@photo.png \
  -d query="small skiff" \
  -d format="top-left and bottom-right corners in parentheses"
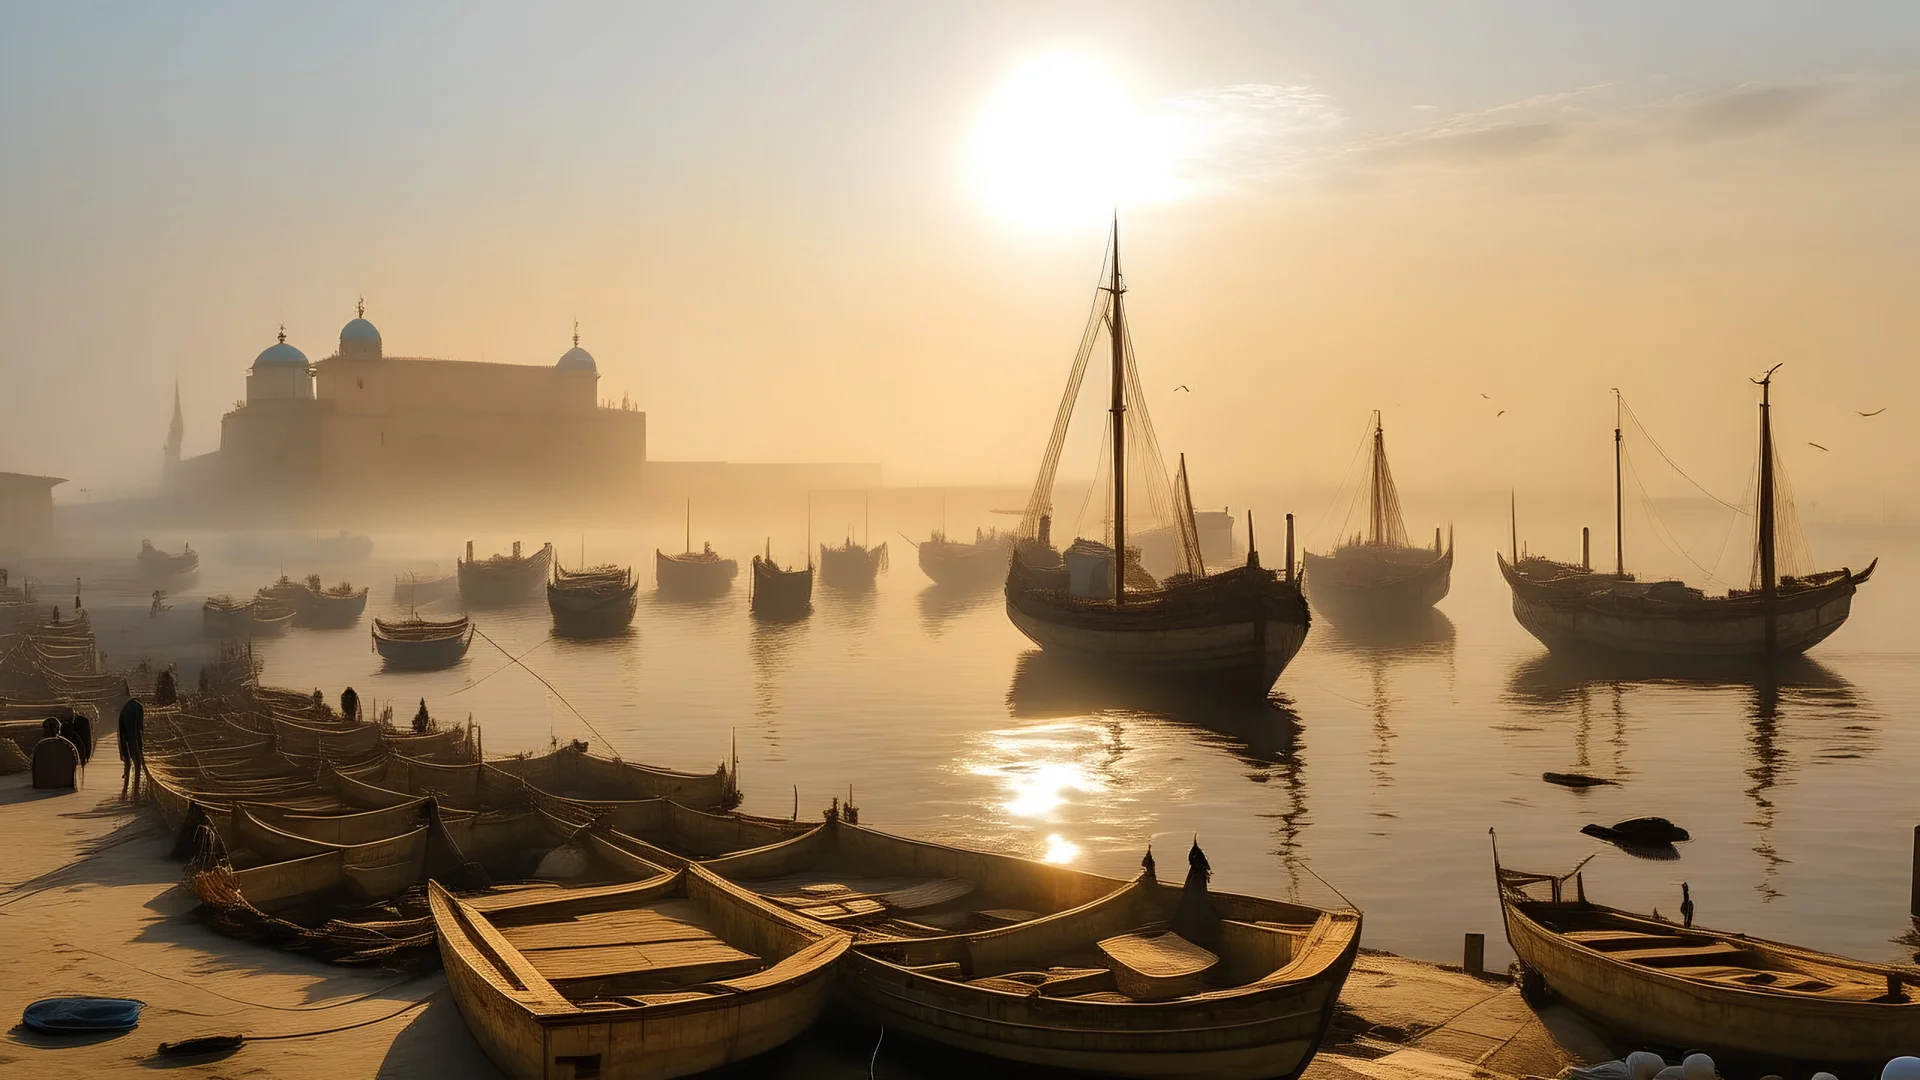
top-left (430, 866), bottom-right (849, 1080)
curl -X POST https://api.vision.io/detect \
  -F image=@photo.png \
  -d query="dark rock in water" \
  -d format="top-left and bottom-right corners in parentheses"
top-left (1582, 817), bottom-right (1691, 845)
top-left (1543, 772), bottom-right (1617, 788)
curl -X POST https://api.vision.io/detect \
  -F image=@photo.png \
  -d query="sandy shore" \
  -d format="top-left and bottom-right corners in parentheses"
top-left (0, 755), bottom-right (1605, 1080)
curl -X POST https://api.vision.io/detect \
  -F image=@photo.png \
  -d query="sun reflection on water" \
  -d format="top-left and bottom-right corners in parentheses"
top-left (1000, 759), bottom-right (1100, 818)
top-left (1041, 833), bottom-right (1081, 864)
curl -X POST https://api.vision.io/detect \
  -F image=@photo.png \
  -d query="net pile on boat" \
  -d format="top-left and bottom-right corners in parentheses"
top-left (181, 826), bottom-right (441, 968)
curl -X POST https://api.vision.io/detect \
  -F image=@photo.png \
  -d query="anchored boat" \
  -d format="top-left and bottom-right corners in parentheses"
top-left (458, 540), bottom-right (554, 606)
top-left (1003, 224), bottom-right (1310, 697)
top-left (915, 527), bottom-right (1012, 588)
top-left (750, 540), bottom-right (812, 619)
top-left (140, 540), bottom-right (199, 579)
top-left (1303, 411), bottom-right (1452, 627)
top-left (1501, 369), bottom-right (1873, 661)
top-left (372, 614), bottom-right (474, 669)
top-left (546, 562), bottom-right (637, 638)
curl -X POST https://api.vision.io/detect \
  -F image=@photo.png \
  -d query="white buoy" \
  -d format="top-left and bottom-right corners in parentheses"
top-left (1681, 1055), bottom-right (1715, 1080)
top-left (1626, 1052), bottom-right (1667, 1080)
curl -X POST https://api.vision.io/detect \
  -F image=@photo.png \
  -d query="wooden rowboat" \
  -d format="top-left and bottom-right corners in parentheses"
top-left (372, 615), bottom-right (474, 669)
top-left (430, 866), bottom-right (850, 1080)
top-left (1497, 853), bottom-right (1920, 1063)
top-left (849, 853), bottom-right (1360, 1079)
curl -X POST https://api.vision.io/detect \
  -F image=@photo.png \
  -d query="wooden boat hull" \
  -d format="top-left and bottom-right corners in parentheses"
top-left (750, 558), bottom-right (812, 619)
top-left (373, 621), bottom-right (474, 669)
top-left (430, 867), bottom-right (849, 1080)
top-left (654, 551), bottom-right (737, 597)
top-left (1499, 554), bottom-right (1869, 659)
top-left (394, 573), bottom-right (458, 605)
top-left (1004, 603), bottom-right (1307, 696)
top-left (203, 603), bottom-right (254, 639)
top-left (139, 549), bottom-right (200, 579)
top-left (1302, 547), bottom-right (1451, 626)
top-left (546, 582), bottom-right (637, 638)
top-left (298, 589), bottom-right (369, 629)
top-left (844, 876), bottom-right (1360, 1080)
top-left (917, 539), bottom-right (1010, 589)
top-left (459, 543), bottom-right (554, 606)
top-left (1500, 869), bottom-right (1920, 1062)
top-left (818, 542), bottom-right (887, 588)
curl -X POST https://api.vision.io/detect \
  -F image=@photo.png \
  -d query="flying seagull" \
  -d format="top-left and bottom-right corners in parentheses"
top-left (1807, 442), bottom-right (1830, 452)
top-left (1497, 410), bottom-right (1506, 417)
top-left (1859, 408), bottom-right (1886, 417)
top-left (1480, 393), bottom-right (1492, 400)
top-left (1173, 385), bottom-right (1190, 393)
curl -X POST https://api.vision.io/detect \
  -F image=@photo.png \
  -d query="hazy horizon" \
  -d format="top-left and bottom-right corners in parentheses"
top-left (6, 3), bottom-right (1918, 517)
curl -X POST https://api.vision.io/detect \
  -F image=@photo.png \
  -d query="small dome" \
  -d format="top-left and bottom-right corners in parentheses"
top-left (340, 317), bottom-right (380, 344)
top-left (557, 345), bottom-right (596, 372)
top-left (254, 329), bottom-right (308, 368)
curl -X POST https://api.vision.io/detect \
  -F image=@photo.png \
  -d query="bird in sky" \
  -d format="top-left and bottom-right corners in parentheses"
top-left (1497, 410), bottom-right (1506, 417)
top-left (1480, 393), bottom-right (1491, 400)
top-left (1173, 385), bottom-right (1190, 393)
top-left (1808, 442), bottom-right (1830, 451)
top-left (1859, 408), bottom-right (1886, 417)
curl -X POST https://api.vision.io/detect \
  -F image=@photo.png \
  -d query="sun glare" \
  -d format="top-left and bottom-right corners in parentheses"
top-left (968, 54), bottom-right (1184, 229)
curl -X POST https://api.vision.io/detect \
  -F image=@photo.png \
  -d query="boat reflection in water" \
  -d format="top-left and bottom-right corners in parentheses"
top-left (1002, 650), bottom-right (1311, 896)
top-left (1315, 609), bottom-right (1455, 790)
top-left (915, 583), bottom-right (999, 638)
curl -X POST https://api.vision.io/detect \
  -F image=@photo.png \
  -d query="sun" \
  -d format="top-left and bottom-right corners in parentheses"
top-left (967, 54), bottom-right (1181, 229)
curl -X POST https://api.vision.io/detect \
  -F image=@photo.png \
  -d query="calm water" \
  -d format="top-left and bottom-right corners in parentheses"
top-left (29, 508), bottom-right (1920, 1069)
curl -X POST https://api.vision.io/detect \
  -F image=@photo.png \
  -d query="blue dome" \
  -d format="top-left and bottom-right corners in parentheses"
top-left (340, 317), bottom-right (381, 344)
top-left (254, 340), bottom-right (309, 367)
top-left (557, 345), bottom-right (596, 372)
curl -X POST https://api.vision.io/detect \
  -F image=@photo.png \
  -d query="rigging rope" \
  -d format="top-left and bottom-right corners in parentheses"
top-left (1019, 251), bottom-right (1114, 542)
top-left (1618, 397), bottom-right (1746, 514)
top-left (466, 627), bottom-right (620, 758)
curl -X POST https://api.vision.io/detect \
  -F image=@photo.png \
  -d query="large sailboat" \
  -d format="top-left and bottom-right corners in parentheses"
top-left (1499, 367), bottom-right (1873, 660)
top-left (1302, 411), bottom-right (1452, 626)
top-left (1004, 224), bottom-right (1311, 696)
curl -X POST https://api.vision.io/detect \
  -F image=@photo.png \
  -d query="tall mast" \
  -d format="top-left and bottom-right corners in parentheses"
top-left (1109, 218), bottom-right (1127, 608)
top-left (1755, 364), bottom-right (1781, 656)
top-left (1369, 412), bottom-right (1385, 546)
top-left (1613, 391), bottom-right (1625, 577)
top-left (685, 498), bottom-right (691, 555)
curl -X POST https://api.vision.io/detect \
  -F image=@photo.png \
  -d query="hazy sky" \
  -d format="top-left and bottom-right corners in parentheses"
top-left (4, 2), bottom-right (1917, 514)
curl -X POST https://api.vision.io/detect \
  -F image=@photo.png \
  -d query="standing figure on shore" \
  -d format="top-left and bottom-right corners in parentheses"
top-left (154, 667), bottom-right (177, 706)
top-left (413, 698), bottom-right (432, 733)
top-left (118, 696), bottom-right (146, 790)
top-left (62, 711), bottom-right (93, 765)
top-left (31, 718), bottom-right (78, 791)
top-left (341, 686), bottom-right (360, 725)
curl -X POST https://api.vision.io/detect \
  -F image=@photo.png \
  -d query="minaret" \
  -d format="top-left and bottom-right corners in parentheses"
top-left (163, 379), bottom-right (184, 491)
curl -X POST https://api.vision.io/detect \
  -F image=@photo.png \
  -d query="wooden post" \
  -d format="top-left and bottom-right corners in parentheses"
top-left (1911, 825), bottom-right (1919, 918)
top-left (1285, 513), bottom-right (1295, 582)
top-left (1582, 527), bottom-right (1590, 571)
top-left (1435, 526), bottom-right (1441, 553)
top-left (1464, 933), bottom-right (1485, 977)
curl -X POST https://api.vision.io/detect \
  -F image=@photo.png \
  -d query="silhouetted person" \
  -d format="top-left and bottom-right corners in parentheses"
top-left (62, 712), bottom-right (93, 765)
top-left (197, 667), bottom-right (209, 694)
top-left (154, 667), bottom-right (177, 706)
top-left (1170, 838), bottom-right (1221, 947)
top-left (341, 686), bottom-right (360, 725)
top-left (32, 718), bottom-right (77, 791)
top-left (310, 687), bottom-right (326, 715)
top-left (413, 698), bottom-right (432, 733)
top-left (118, 697), bottom-right (146, 787)
top-left (1680, 882), bottom-right (1694, 929)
